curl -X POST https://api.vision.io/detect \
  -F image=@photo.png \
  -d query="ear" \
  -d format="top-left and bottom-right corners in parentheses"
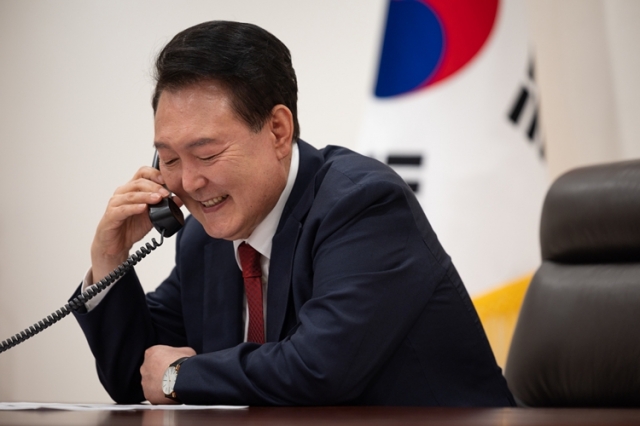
top-left (268, 104), bottom-right (294, 161)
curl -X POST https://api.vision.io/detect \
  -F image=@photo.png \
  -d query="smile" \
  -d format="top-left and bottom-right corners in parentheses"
top-left (201, 195), bottom-right (229, 207)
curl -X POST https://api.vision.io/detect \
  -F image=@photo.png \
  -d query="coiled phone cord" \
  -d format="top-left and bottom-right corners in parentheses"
top-left (0, 233), bottom-right (165, 354)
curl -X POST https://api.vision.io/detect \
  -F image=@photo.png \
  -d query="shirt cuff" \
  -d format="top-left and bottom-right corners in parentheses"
top-left (81, 267), bottom-right (119, 312)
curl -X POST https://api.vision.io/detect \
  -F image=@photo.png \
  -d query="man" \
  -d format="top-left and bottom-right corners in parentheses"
top-left (73, 20), bottom-right (515, 406)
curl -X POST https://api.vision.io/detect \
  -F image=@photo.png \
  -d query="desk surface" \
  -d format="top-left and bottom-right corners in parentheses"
top-left (2, 407), bottom-right (640, 426)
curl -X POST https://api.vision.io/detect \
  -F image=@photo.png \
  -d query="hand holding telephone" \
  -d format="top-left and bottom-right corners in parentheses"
top-left (0, 153), bottom-right (184, 354)
top-left (149, 151), bottom-right (184, 238)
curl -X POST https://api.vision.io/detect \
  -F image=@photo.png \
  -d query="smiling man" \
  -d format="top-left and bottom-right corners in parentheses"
top-left (73, 21), bottom-right (514, 406)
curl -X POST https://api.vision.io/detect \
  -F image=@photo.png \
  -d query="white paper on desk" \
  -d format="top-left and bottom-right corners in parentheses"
top-left (0, 402), bottom-right (248, 411)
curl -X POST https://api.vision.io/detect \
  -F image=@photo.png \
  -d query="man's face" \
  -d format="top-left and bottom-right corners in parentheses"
top-left (153, 81), bottom-right (292, 240)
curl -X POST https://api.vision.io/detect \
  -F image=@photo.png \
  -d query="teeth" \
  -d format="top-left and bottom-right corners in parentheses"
top-left (202, 195), bottom-right (228, 207)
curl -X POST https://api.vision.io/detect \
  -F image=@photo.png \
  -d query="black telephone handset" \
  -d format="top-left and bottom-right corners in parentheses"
top-left (0, 153), bottom-right (184, 354)
top-left (148, 151), bottom-right (184, 238)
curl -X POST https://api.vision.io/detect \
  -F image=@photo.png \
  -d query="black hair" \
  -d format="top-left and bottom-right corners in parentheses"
top-left (152, 21), bottom-right (300, 141)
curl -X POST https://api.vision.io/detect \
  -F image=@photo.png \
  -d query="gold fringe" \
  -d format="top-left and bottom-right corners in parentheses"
top-left (472, 274), bottom-right (532, 368)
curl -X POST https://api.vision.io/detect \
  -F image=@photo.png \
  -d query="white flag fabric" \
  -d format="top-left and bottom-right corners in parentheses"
top-left (358, 0), bottom-right (548, 298)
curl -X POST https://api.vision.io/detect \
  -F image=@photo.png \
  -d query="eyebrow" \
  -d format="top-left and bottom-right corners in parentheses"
top-left (154, 138), bottom-right (218, 150)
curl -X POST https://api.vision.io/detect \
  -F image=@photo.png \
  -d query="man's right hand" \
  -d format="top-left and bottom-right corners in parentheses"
top-left (90, 166), bottom-right (173, 284)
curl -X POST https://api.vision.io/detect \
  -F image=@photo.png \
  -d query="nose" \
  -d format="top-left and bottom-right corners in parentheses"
top-left (180, 164), bottom-right (207, 194)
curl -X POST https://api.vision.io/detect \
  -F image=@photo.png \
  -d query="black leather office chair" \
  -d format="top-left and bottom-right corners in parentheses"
top-left (505, 159), bottom-right (640, 407)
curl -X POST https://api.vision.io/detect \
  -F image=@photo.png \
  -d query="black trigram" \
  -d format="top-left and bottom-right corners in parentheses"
top-left (386, 154), bottom-right (424, 193)
top-left (508, 57), bottom-right (545, 159)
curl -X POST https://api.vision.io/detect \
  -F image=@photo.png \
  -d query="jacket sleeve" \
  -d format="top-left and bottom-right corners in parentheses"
top-left (173, 172), bottom-right (448, 405)
top-left (72, 233), bottom-right (189, 404)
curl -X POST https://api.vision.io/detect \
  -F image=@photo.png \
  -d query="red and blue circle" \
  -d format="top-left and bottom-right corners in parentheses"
top-left (374, 0), bottom-right (499, 98)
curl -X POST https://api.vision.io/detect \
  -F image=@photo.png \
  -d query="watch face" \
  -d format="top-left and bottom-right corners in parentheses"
top-left (162, 366), bottom-right (177, 396)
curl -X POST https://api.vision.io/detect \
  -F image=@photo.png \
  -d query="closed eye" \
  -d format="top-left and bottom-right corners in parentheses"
top-left (198, 148), bottom-right (226, 162)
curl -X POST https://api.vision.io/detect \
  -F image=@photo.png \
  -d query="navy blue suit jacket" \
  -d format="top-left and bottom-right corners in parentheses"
top-left (74, 141), bottom-right (515, 406)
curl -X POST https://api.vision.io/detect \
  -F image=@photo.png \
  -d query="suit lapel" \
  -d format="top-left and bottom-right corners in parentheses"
top-left (267, 218), bottom-right (301, 341)
top-left (202, 240), bottom-right (244, 352)
top-left (266, 140), bottom-right (324, 341)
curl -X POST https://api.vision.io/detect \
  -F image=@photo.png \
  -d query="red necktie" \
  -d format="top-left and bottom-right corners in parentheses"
top-left (238, 242), bottom-right (265, 344)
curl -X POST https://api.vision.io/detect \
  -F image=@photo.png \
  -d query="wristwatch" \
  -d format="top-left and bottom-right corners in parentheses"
top-left (162, 357), bottom-right (190, 401)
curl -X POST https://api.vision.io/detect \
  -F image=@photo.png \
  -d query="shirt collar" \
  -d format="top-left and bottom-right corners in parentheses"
top-left (233, 142), bottom-right (299, 265)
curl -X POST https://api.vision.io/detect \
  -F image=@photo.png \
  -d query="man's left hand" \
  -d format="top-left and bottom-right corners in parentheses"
top-left (141, 345), bottom-right (196, 404)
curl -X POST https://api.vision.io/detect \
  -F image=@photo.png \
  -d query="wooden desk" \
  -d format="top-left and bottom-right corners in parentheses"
top-left (2, 407), bottom-right (640, 426)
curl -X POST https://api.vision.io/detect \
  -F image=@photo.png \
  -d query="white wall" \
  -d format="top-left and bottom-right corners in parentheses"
top-left (0, 0), bottom-right (386, 403)
top-left (1, 0), bottom-right (639, 403)
top-left (527, 0), bottom-right (640, 179)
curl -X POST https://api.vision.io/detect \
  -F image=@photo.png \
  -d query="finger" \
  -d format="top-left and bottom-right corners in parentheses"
top-left (113, 179), bottom-right (170, 198)
top-left (95, 211), bottom-right (151, 250)
top-left (145, 345), bottom-right (166, 356)
top-left (108, 191), bottom-right (167, 209)
top-left (105, 203), bottom-right (152, 225)
top-left (177, 346), bottom-right (197, 357)
top-left (133, 166), bottom-right (165, 185)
